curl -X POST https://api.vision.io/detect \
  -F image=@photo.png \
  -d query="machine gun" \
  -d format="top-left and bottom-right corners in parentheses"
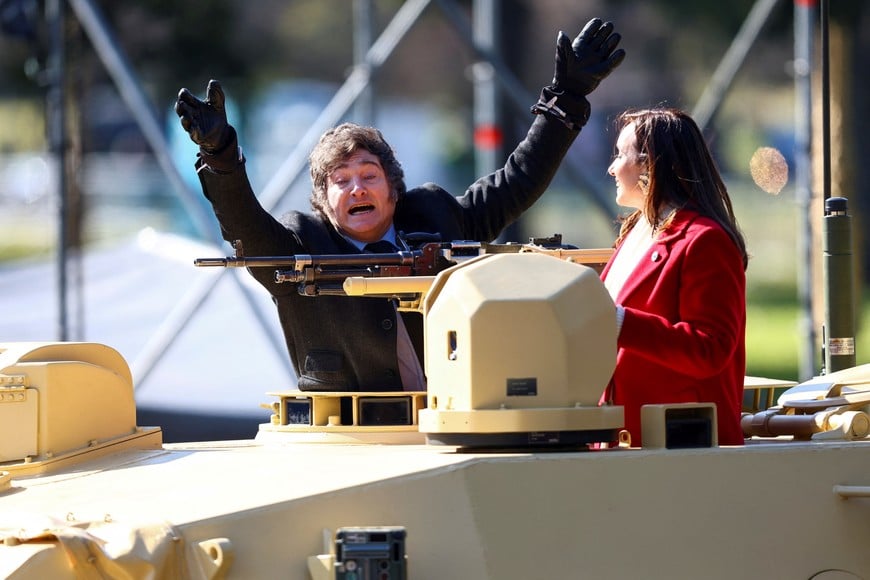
top-left (194, 234), bottom-right (613, 310)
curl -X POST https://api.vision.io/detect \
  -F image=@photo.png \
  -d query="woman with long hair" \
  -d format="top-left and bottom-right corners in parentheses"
top-left (601, 108), bottom-right (748, 446)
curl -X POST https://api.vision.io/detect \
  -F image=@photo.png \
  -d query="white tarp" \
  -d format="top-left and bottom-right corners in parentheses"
top-left (0, 228), bottom-right (294, 438)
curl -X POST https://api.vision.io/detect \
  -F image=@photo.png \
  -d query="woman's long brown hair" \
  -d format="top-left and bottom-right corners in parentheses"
top-left (614, 108), bottom-right (748, 269)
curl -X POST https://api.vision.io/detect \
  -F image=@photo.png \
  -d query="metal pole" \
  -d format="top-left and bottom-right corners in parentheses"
top-left (794, 0), bottom-right (816, 379)
top-left (47, 0), bottom-right (67, 341)
top-left (819, 0), bottom-right (856, 373)
top-left (131, 0), bottom-right (433, 387)
top-left (692, 0), bottom-right (782, 131)
top-left (67, 0), bottom-right (218, 243)
top-left (820, 0), bottom-right (831, 203)
top-left (353, 0), bottom-right (375, 124)
top-left (472, 0), bottom-right (502, 178)
top-left (64, 0), bottom-right (292, 384)
top-left (436, 0), bottom-right (616, 221)
top-left (823, 197), bottom-right (856, 372)
top-left (259, 0), bottom-right (432, 212)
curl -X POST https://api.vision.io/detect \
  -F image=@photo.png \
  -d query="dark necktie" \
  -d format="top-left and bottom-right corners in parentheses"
top-left (364, 240), bottom-right (398, 254)
top-left (361, 238), bottom-right (425, 389)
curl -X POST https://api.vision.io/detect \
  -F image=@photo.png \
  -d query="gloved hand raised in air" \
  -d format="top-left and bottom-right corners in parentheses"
top-left (175, 79), bottom-right (232, 154)
top-left (532, 17), bottom-right (625, 130)
top-left (553, 18), bottom-right (625, 97)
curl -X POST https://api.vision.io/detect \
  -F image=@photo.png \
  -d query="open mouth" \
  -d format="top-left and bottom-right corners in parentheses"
top-left (348, 203), bottom-right (375, 215)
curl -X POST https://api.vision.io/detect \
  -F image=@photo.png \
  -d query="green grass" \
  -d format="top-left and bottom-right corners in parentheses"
top-left (746, 291), bottom-right (870, 382)
top-left (746, 300), bottom-right (803, 380)
top-left (0, 243), bottom-right (53, 262)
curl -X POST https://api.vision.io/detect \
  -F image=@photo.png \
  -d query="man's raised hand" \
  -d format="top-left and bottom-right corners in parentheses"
top-left (175, 79), bottom-right (231, 153)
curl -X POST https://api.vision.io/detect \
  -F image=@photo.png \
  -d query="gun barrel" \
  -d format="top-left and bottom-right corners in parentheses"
top-left (193, 258), bottom-right (232, 267)
top-left (193, 256), bottom-right (298, 268)
top-left (741, 412), bottom-right (820, 438)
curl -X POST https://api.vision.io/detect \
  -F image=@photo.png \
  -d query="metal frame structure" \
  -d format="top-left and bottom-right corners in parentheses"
top-left (47, 0), bottom-right (827, 390)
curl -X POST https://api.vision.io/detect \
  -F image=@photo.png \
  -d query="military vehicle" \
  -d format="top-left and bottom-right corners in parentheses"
top-left (2, 236), bottom-right (869, 579)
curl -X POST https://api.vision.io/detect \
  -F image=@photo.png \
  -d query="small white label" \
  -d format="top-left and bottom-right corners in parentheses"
top-left (828, 337), bottom-right (855, 356)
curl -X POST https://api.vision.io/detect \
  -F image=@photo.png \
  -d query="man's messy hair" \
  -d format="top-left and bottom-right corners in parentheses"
top-left (308, 123), bottom-right (406, 220)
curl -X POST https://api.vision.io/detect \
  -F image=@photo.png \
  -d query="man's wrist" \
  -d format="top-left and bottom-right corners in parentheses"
top-left (530, 86), bottom-right (590, 130)
top-left (197, 127), bottom-right (243, 173)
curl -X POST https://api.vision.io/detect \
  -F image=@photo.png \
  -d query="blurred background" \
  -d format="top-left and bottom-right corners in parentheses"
top-left (0, 0), bottom-right (868, 440)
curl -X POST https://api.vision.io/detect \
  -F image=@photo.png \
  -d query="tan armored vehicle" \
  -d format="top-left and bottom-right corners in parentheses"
top-left (2, 248), bottom-right (869, 579)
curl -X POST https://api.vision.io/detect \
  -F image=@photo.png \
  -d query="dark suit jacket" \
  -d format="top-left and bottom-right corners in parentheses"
top-left (197, 114), bottom-right (579, 391)
top-left (601, 209), bottom-right (747, 446)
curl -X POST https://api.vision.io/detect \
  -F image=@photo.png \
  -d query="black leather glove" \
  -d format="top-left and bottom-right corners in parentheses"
top-left (553, 18), bottom-right (625, 97)
top-left (532, 18), bottom-right (625, 130)
top-left (175, 79), bottom-right (232, 154)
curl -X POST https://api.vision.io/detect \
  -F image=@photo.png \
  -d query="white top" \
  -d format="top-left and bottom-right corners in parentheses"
top-left (604, 217), bottom-right (658, 302)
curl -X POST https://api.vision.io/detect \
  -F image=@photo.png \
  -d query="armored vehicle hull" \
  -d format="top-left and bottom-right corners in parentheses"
top-left (3, 434), bottom-right (870, 578)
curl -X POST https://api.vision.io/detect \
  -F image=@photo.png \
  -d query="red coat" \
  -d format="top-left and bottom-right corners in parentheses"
top-left (601, 209), bottom-right (746, 446)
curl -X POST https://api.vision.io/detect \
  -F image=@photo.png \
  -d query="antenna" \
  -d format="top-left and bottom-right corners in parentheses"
top-left (820, 0), bottom-right (856, 373)
top-left (820, 0), bottom-right (831, 202)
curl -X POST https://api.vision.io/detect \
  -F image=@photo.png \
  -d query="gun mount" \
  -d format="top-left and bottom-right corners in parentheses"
top-left (249, 249), bottom-right (622, 449)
